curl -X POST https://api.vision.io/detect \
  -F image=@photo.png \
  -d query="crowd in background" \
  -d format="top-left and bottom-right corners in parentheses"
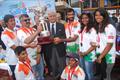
top-left (0, 7), bottom-right (120, 80)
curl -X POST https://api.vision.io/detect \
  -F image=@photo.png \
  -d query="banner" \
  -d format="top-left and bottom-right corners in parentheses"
top-left (0, 0), bottom-right (56, 20)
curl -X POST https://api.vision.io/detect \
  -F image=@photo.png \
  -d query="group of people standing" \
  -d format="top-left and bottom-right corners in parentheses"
top-left (0, 7), bottom-right (116, 80)
top-left (60, 8), bottom-right (116, 80)
top-left (79, 8), bottom-right (116, 80)
top-left (1, 14), bottom-right (43, 80)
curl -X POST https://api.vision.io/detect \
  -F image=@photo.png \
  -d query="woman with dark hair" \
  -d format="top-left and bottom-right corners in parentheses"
top-left (94, 8), bottom-right (116, 80)
top-left (78, 13), bottom-right (97, 80)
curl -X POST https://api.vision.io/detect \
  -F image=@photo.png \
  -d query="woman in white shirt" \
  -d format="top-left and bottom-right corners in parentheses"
top-left (94, 8), bottom-right (116, 80)
top-left (79, 13), bottom-right (97, 80)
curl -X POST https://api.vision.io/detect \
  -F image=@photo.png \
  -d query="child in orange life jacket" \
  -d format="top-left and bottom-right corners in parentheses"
top-left (61, 53), bottom-right (85, 80)
top-left (14, 46), bottom-right (36, 80)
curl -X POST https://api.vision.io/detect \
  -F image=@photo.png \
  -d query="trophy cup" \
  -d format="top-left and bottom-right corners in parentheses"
top-left (37, 19), bottom-right (53, 45)
top-left (29, 6), bottom-right (53, 45)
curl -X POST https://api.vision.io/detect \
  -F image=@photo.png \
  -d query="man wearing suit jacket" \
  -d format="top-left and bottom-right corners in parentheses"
top-left (42, 11), bottom-right (66, 79)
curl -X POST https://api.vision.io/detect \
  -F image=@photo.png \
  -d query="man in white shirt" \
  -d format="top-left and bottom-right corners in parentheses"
top-left (17, 14), bottom-right (43, 80)
top-left (1, 14), bottom-right (19, 80)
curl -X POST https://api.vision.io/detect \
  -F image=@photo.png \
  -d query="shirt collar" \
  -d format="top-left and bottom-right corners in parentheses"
top-left (50, 22), bottom-right (56, 26)
top-left (5, 28), bottom-right (14, 32)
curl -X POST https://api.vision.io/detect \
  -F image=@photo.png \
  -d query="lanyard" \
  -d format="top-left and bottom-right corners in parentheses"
top-left (68, 66), bottom-right (76, 80)
top-left (80, 27), bottom-right (86, 46)
top-left (97, 33), bottom-right (100, 48)
top-left (68, 23), bottom-right (73, 37)
top-left (97, 25), bottom-right (102, 48)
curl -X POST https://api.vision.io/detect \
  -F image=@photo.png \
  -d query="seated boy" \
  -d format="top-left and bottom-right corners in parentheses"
top-left (61, 53), bottom-right (85, 80)
top-left (14, 46), bottom-right (36, 80)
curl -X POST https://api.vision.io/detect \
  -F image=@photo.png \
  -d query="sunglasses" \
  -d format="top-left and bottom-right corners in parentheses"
top-left (23, 19), bottom-right (30, 22)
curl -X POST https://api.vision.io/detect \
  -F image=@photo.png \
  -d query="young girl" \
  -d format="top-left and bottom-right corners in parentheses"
top-left (78, 13), bottom-right (97, 80)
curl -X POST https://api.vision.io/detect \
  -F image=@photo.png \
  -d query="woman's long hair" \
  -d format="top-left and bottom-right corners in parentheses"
top-left (80, 13), bottom-right (94, 33)
top-left (94, 8), bottom-right (110, 33)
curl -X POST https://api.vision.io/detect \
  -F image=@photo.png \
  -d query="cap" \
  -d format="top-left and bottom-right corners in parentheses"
top-left (66, 53), bottom-right (79, 61)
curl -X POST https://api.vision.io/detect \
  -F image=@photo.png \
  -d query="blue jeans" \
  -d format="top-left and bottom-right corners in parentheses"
top-left (79, 57), bottom-right (94, 80)
top-left (84, 61), bottom-right (94, 80)
top-left (32, 54), bottom-right (44, 80)
top-left (79, 57), bottom-right (85, 70)
top-left (79, 57), bottom-right (87, 79)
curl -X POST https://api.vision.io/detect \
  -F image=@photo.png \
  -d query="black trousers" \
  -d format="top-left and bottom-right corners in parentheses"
top-left (44, 51), bottom-right (52, 75)
top-left (94, 54), bottom-right (107, 80)
top-left (50, 47), bottom-right (66, 77)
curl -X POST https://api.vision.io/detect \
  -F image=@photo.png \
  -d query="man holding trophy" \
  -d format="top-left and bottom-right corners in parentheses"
top-left (16, 14), bottom-right (44, 80)
top-left (30, 6), bottom-right (66, 79)
top-left (41, 11), bottom-right (66, 79)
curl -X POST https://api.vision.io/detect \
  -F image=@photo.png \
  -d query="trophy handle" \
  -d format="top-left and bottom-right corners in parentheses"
top-left (40, 20), bottom-right (48, 31)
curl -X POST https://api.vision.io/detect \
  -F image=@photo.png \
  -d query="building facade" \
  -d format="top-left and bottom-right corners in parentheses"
top-left (81, 0), bottom-right (120, 14)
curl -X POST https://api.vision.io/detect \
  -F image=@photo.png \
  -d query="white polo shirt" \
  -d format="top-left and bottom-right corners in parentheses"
top-left (15, 61), bottom-right (35, 80)
top-left (65, 21), bottom-right (81, 53)
top-left (1, 28), bottom-right (18, 65)
top-left (79, 28), bottom-right (97, 62)
top-left (61, 65), bottom-right (85, 80)
top-left (96, 24), bottom-right (116, 63)
top-left (17, 27), bottom-right (37, 66)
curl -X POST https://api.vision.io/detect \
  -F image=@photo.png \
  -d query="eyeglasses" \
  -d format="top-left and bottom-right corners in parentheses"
top-left (23, 19), bottom-right (30, 22)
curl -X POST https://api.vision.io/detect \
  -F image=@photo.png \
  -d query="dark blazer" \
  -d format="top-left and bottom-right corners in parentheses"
top-left (42, 22), bottom-right (66, 58)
